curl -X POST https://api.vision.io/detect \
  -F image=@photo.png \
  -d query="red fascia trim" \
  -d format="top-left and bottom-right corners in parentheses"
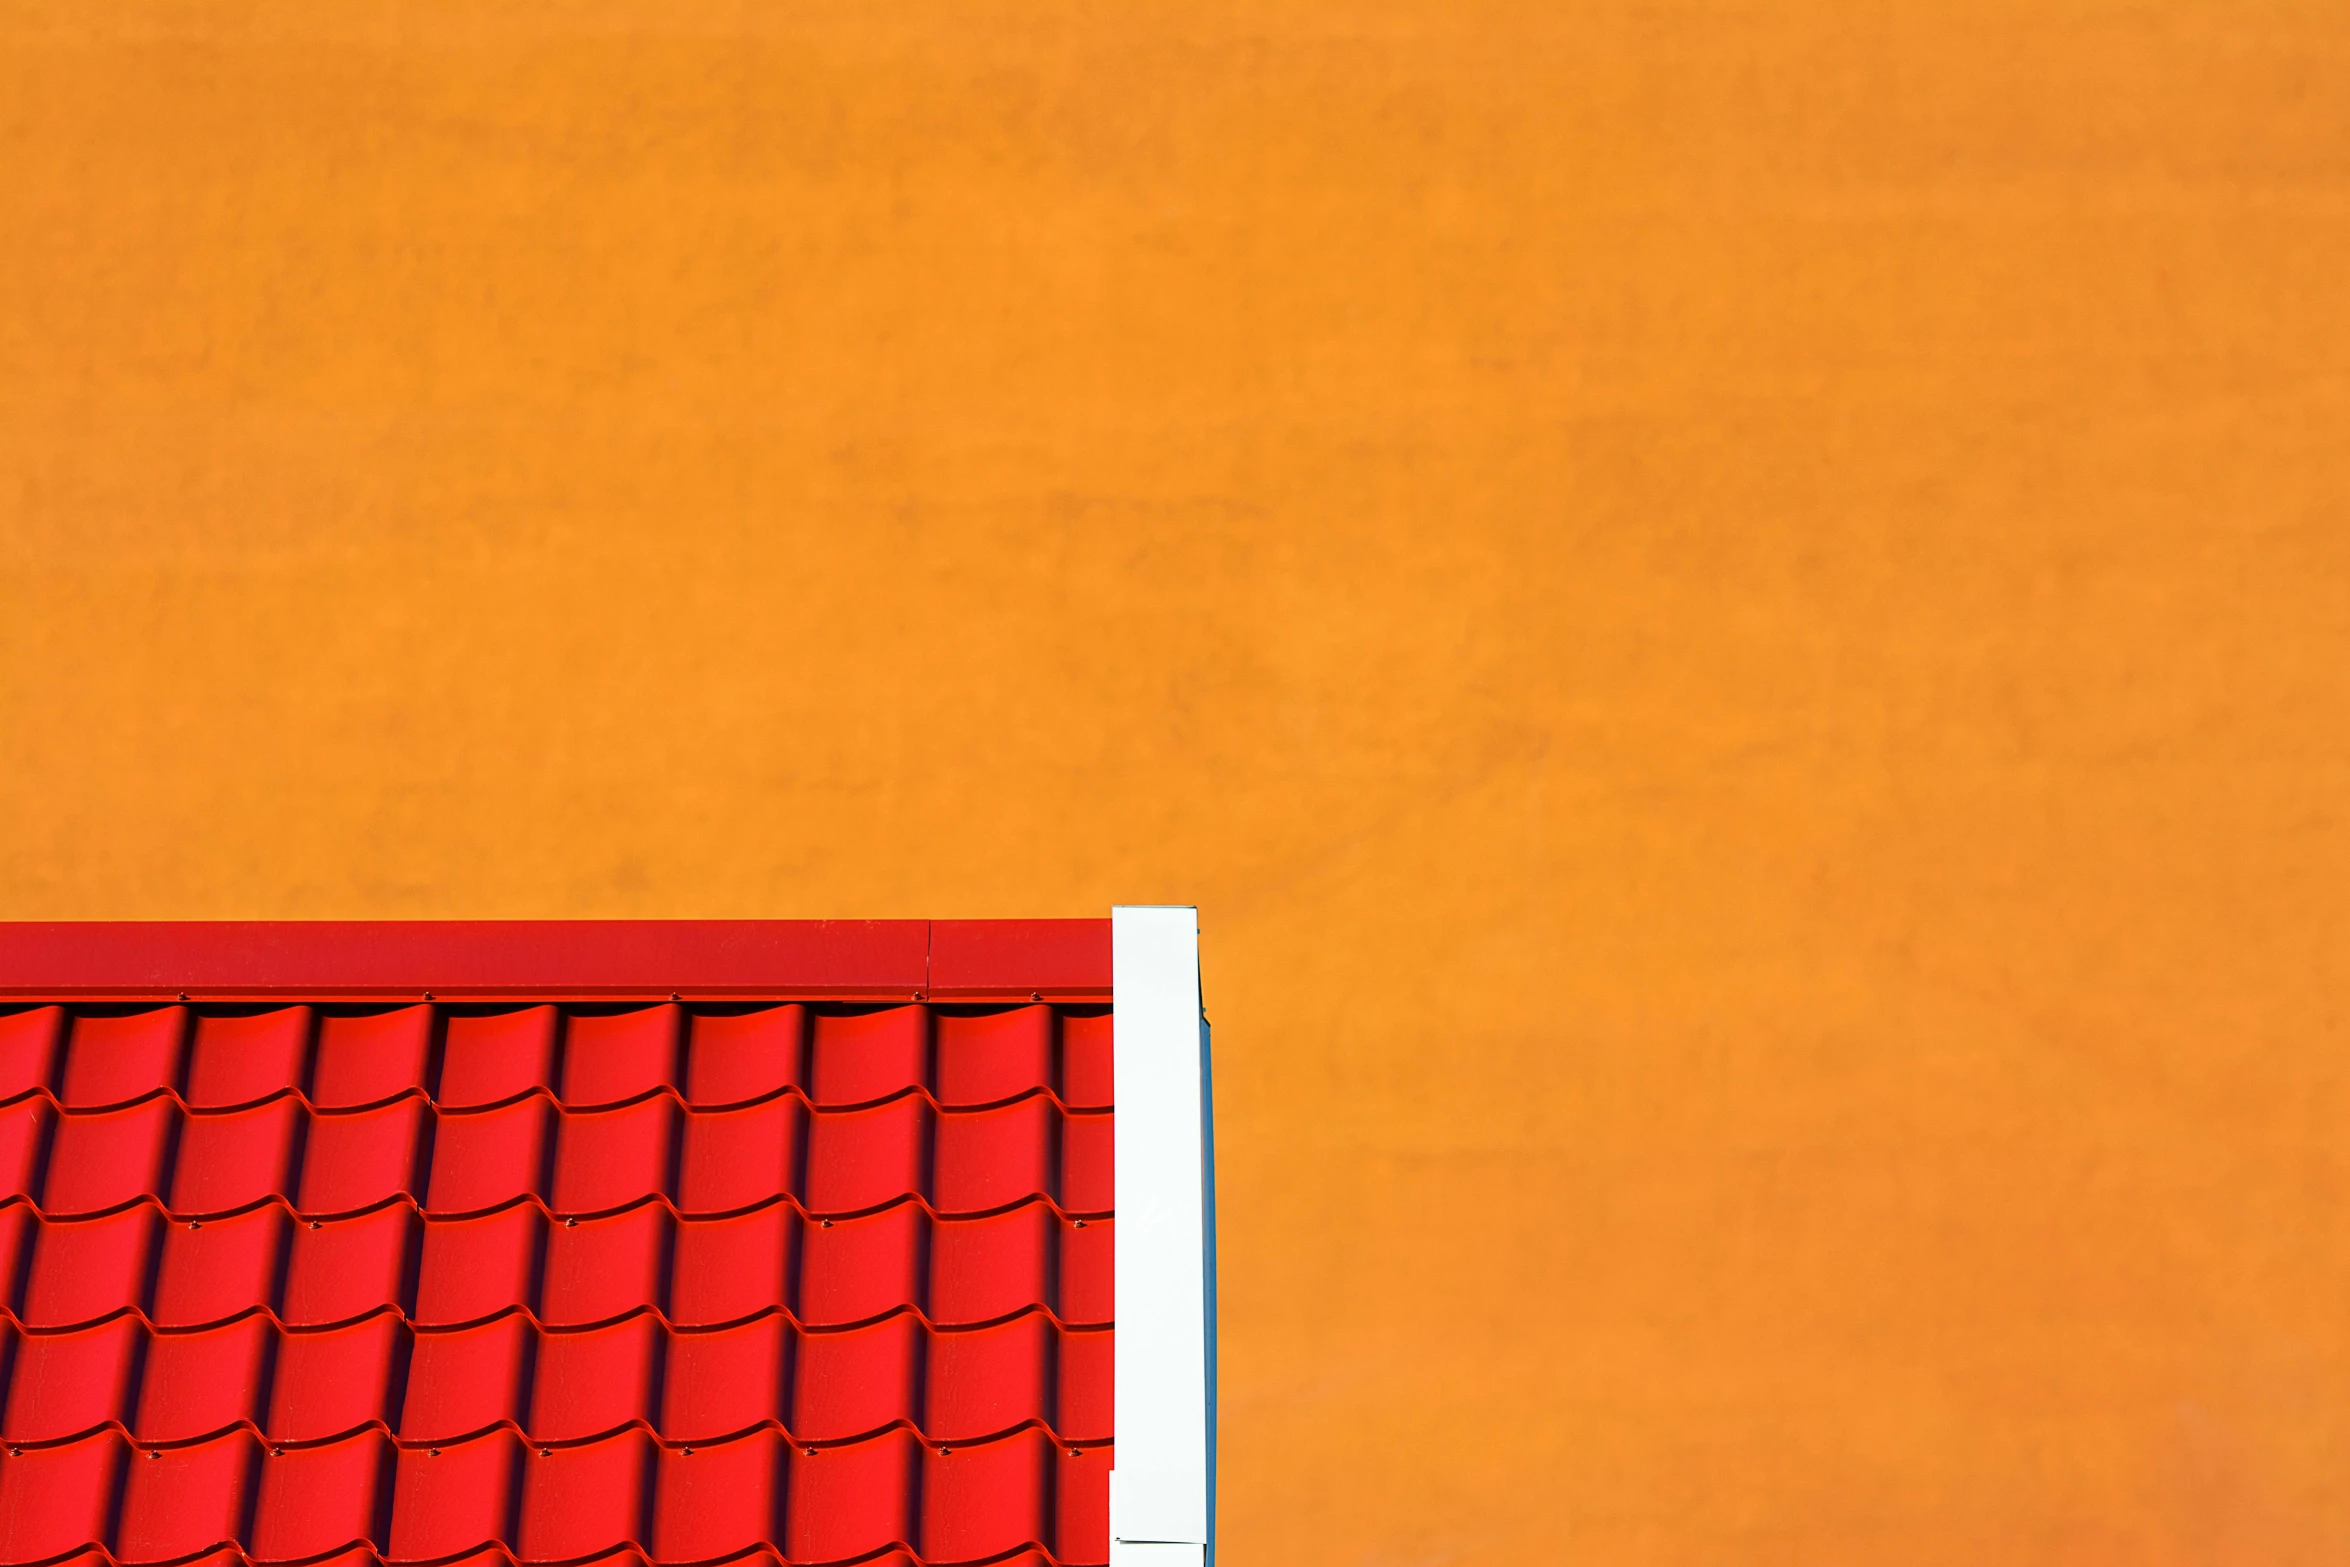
top-left (932, 918), bottom-right (1114, 999)
top-left (0, 919), bottom-right (1113, 1002)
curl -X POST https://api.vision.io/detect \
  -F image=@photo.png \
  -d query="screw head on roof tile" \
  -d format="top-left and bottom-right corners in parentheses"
top-left (7, 1448), bottom-right (18, 1458)
top-left (1073, 1219), bottom-right (1087, 1228)
top-left (146, 1450), bottom-right (159, 1461)
top-left (270, 1449), bottom-right (282, 1458)
top-left (308, 1220), bottom-right (322, 1230)
top-left (428, 1449), bottom-right (440, 1458)
top-left (820, 1218), bottom-right (833, 1228)
top-left (188, 1220), bottom-right (201, 1231)
top-left (539, 1448), bottom-right (552, 1458)
top-left (681, 1447), bottom-right (693, 1457)
top-left (939, 1448), bottom-right (951, 1457)
top-left (671, 993), bottom-right (680, 1002)
top-left (564, 1216), bottom-right (578, 1228)
top-left (1031, 992), bottom-right (1042, 1003)
top-left (805, 1448), bottom-right (817, 1458)
top-left (178, 992), bottom-right (189, 1002)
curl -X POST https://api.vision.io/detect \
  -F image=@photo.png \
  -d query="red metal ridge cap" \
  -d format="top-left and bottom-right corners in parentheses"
top-left (932, 917), bottom-right (1113, 1000)
top-left (0, 918), bottom-right (1113, 1002)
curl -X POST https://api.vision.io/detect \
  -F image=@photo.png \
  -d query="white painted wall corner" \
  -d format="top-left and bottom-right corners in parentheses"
top-left (1110, 904), bottom-right (1216, 1564)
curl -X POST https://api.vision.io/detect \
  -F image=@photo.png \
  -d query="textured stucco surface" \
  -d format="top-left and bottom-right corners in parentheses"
top-left (4, 4), bottom-right (2348, 1561)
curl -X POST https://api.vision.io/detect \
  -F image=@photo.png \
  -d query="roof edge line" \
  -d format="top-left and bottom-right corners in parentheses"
top-left (0, 919), bottom-right (1110, 997)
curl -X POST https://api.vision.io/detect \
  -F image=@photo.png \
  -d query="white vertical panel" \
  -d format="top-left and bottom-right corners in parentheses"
top-left (1111, 905), bottom-right (1213, 1554)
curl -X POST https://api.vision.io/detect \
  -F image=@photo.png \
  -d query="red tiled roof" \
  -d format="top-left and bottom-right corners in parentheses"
top-left (0, 922), bottom-right (1116, 1567)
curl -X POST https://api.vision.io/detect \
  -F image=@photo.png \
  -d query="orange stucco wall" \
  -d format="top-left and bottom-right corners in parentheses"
top-left (5, 5), bottom-right (2347, 1561)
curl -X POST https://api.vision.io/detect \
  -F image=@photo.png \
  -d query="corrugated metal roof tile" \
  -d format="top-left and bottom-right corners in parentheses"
top-left (0, 988), bottom-right (1112, 1565)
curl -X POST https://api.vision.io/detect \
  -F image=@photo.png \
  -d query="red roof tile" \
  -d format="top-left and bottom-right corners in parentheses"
top-left (0, 925), bottom-right (1114, 1567)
